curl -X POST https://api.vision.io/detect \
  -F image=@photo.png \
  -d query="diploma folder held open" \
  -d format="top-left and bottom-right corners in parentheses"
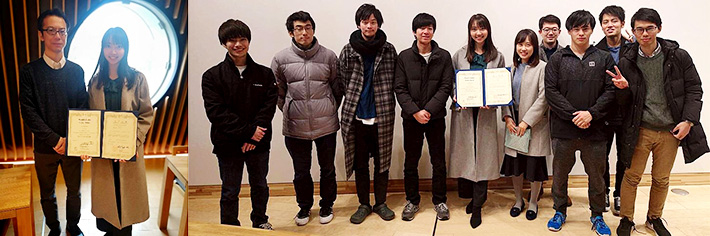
top-left (67, 109), bottom-right (138, 161)
top-left (454, 67), bottom-right (513, 108)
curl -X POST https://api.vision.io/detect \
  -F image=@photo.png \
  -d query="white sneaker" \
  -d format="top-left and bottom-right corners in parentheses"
top-left (295, 209), bottom-right (310, 226)
top-left (319, 207), bottom-right (334, 224)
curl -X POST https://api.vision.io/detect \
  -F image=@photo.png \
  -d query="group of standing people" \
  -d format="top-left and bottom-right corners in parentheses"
top-left (202, 4), bottom-right (708, 236)
top-left (20, 8), bottom-right (154, 236)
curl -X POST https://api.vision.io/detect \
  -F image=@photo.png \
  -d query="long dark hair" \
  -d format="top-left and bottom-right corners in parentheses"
top-left (513, 29), bottom-right (540, 67)
top-left (465, 14), bottom-right (498, 63)
top-left (92, 27), bottom-right (136, 89)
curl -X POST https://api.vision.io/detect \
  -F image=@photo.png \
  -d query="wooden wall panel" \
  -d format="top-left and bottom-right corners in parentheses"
top-left (0, 0), bottom-right (188, 161)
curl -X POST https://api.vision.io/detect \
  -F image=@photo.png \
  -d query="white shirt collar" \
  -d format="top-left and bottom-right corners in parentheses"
top-left (43, 53), bottom-right (66, 70)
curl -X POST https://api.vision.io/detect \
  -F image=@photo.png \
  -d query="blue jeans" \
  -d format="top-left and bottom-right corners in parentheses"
top-left (216, 149), bottom-right (270, 227)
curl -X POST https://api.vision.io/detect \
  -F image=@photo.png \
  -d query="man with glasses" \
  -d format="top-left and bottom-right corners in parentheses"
top-left (609, 8), bottom-right (708, 236)
top-left (594, 5), bottom-right (632, 216)
top-left (538, 14), bottom-right (566, 62)
top-left (545, 10), bottom-right (616, 236)
top-left (271, 11), bottom-right (341, 226)
top-left (19, 8), bottom-right (88, 236)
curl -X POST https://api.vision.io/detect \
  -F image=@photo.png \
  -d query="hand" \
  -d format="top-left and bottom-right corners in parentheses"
top-left (113, 159), bottom-right (127, 163)
top-left (53, 137), bottom-right (66, 155)
top-left (241, 143), bottom-right (256, 153)
top-left (572, 111), bottom-right (592, 128)
top-left (672, 121), bottom-right (692, 140)
top-left (453, 95), bottom-right (467, 110)
top-left (579, 122), bottom-right (590, 129)
top-left (251, 126), bottom-right (267, 142)
top-left (622, 29), bottom-right (635, 43)
top-left (516, 121), bottom-right (529, 136)
top-left (80, 155), bottom-right (92, 162)
top-left (413, 110), bottom-right (431, 124)
top-left (481, 105), bottom-right (491, 110)
top-left (504, 116), bottom-right (516, 134)
top-left (606, 66), bottom-right (629, 89)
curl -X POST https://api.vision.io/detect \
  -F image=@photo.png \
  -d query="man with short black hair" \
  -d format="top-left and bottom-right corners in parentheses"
top-left (202, 19), bottom-right (278, 230)
top-left (395, 12), bottom-right (453, 222)
top-left (271, 10), bottom-right (341, 226)
top-left (20, 8), bottom-right (88, 236)
top-left (609, 8), bottom-right (708, 236)
top-left (338, 3), bottom-right (398, 224)
top-left (595, 4), bottom-right (632, 216)
top-left (538, 14), bottom-right (565, 62)
top-left (545, 10), bottom-right (616, 236)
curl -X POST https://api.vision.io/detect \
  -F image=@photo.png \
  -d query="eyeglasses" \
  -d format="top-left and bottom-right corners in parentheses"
top-left (633, 26), bottom-right (658, 34)
top-left (293, 25), bottom-right (313, 33)
top-left (41, 28), bottom-right (67, 36)
top-left (542, 27), bottom-right (559, 33)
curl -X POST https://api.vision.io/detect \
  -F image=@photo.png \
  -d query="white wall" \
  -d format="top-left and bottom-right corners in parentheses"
top-left (188, 0), bottom-right (710, 185)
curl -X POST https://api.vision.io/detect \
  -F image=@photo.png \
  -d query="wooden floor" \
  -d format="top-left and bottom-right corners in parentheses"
top-left (4, 158), bottom-right (184, 236)
top-left (189, 184), bottom-right (710, 235)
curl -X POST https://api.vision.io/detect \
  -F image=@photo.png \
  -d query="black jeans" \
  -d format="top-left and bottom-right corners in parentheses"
top-left (551, 138), bottom-right (607, 217)
top-left (353, 120), bottom-right (389, 206)
top-left (284, 133), bottom-right (337, 210)
top-left (604, 125), bottom-right (625, 197)
top-left (403, 118), bottom-right (447, 205)
top-left (34, 152), bottom-right (83, 232)
top-left (216, 149), bottom-right (270, 227)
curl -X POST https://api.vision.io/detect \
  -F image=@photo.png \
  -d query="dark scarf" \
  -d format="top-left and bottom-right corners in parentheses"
top-left (349, 29), bottom-right (387, 57)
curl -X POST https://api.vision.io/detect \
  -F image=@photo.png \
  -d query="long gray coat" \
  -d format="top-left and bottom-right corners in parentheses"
top-left (88, 72), bottom-right (153, 229)
top-left (448, 45), bottom-right (506, 182)
top-left (272, 39), bottom-right (341, 140)
top-left (501, 61), bottom-right (551, 157)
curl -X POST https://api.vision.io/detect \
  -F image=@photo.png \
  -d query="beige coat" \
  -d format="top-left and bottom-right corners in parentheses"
top-left (88, 72), bottom-right (154, 229)
top-left (502, 62), bottom-right (551, 157)
top-left (448, 45), bottom-right (506, 182)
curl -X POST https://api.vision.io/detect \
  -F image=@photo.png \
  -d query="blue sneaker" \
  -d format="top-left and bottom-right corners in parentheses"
top-left (547, 212), bottom-right (566, 232)
top-left (591, 216), bottom-right (612, 236)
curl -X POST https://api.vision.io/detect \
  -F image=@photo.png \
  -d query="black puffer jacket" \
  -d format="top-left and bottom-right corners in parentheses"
top-left (394, 40), bottom-right (454, 120)
top-left (615, 38), bottom-right (708, 167)
top-left (544, 46), bottom-right (616, 141)
top-left (202, 53), bottom-right (278, 154)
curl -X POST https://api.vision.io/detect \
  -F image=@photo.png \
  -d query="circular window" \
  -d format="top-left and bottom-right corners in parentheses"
top-left (68, 0), bottom-right (179, 106)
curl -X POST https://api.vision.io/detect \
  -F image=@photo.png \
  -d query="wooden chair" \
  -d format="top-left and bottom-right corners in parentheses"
top-left (0, 165), bottom-right (35, 236)
top-left (159, 146), bottom-right (188, 236)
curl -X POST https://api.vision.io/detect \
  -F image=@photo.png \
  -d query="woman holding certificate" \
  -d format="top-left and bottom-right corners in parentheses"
top-left (80, 27), bottom-right (154, 235)
top-left (500, 29), bottom-right (550, 221)
top-left (448, 13), bottom-right (505, 229)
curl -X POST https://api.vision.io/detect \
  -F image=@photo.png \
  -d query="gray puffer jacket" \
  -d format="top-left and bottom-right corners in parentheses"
top-left (271, 38), bottom-right (342, 140)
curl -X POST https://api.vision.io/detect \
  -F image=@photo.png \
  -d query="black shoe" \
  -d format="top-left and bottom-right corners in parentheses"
top-left (526, 209), bottom-right (538, 221)
top-left (373, 203), bottom-right (395, 221)
top-left (510, 202), bottom-right (524, 217)
top-left (465, 201), bottom-right (473, 214)
top-left (350, 204), bottom-right (372, 224)
top-left (616, 217), bottom-right (634, 236)
top-left (604, 194), bottom-right (610, 212)
top-left (48, 228), bottom-right (61, 236)
top-left (612, 196), bottom-right (621, 216)
top-left (470, 207), bottom-right (482, 228)
top-left (646, 216), bottom-right (671, 236)
top-left (67, 225), bottom-right (84, 236)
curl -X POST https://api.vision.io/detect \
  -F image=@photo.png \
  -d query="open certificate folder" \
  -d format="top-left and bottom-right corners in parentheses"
top-left (455, 68), bottom-right (513, 107)
top-left (67, 109), bottom-right (137, 161)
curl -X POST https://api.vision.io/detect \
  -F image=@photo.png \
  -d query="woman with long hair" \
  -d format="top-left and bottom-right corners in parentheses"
top-left (500, 29), bottom-right (550, 221)
top-left (448, 13), bottom-right (506, 229)
top-left (80, 27), bottom-right (153, 235)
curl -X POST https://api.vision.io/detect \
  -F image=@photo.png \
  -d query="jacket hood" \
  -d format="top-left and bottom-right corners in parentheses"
top-left (621, 37), bottom-right (679, 61)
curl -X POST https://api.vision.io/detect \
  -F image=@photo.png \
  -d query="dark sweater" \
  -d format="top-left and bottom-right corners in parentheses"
top-left (638, 52), bottom-right (674, 131)
top-left (19, 58), bottom-right (89, 154)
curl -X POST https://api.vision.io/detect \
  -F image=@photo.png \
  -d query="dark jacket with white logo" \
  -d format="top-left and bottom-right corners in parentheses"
top-left (202, 53), bottom-right (278, 154)
top-left (545, 46), bottom-right (616, 140)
